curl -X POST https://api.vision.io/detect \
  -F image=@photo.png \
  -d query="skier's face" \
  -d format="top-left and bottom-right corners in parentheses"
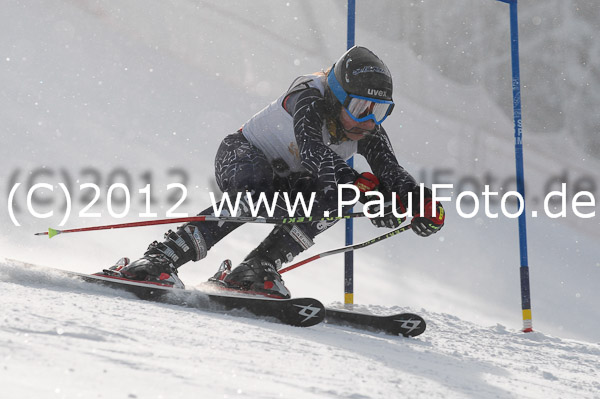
top-left (339, 108), bottom-right (376, 140)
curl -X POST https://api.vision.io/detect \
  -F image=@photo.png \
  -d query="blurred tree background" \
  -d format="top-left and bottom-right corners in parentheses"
top-left (359, 0), bottom-right (600, 157)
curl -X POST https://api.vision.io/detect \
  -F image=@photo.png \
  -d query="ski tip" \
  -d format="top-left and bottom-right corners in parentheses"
top-left (48, 228), bottom-right (60, 239)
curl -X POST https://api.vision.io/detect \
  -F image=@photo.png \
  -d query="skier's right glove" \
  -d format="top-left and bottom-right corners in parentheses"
top-left (367, 193), bottom-right (407, 229)
top-left (355, 172), bottom-right (405, 228)
top-left (354, 172), bottom-right (379, 204)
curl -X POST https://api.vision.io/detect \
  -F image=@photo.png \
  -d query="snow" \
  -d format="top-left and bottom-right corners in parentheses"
top-left (2, 260), bottom-right (599, 399)
top-left (1, 0), bottom-right (599, 397)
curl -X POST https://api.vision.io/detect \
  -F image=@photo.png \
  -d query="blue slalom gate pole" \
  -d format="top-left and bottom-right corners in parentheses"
top-left (344, 0), bottom-right (356, 305)
top-left (497, 0), bottom-right (533, 332)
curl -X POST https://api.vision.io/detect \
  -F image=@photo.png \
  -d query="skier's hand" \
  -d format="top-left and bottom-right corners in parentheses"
top-left (354, 172), bottom-right (379, 204)
top-left (412, 196), bottom-right (445, 237)
top-left (368, 194), bottom-right (406, 229)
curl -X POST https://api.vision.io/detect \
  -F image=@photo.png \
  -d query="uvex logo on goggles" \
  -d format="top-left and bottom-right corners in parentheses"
top-left (328, 71), bottom-right (394, 125)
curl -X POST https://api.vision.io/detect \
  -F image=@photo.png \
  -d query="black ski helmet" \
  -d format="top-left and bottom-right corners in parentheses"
top-left (329, 46), bottom-right (393, 103)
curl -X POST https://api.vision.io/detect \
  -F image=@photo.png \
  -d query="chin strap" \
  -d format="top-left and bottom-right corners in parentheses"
top-left (333, 117), bottom-right (376, 141)
top-left (327, 118), bottom-right (347, 144)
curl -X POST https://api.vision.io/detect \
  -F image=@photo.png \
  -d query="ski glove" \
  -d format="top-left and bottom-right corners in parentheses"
top-left (354, 172), bottom-right (379, 204)
top-left (355, 172), bottom-right (404, 228)
top-left (412, 189), bottom-right (445, 237)
top-left (368, 193), bottom-right (407, 229)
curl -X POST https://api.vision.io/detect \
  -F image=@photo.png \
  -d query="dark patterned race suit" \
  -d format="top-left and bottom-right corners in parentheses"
top-left (188, 84), bottom-right (417, 254)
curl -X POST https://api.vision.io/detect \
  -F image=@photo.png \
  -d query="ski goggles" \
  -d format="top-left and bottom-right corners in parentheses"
top-left (328, 71), bottom-right (395, 125)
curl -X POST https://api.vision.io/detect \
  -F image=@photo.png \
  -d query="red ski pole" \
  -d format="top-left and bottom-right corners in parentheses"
top-left (34, 213), bottom-right (367, 238)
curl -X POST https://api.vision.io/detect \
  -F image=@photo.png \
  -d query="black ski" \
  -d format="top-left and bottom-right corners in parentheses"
top-left (85, 272), bottom-right (325, 327)
top-left (324, 308), bottom-right (426, 337)
top-left (7, 261), bottom-right (424, 334)
top-left (14, 263), bottom-right (325, 327)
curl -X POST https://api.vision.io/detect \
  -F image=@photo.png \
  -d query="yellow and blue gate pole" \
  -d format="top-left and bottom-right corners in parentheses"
top-left (498, 0), bottom-right (533, 332)
top-left (344, 0), bottom-right (356, 306)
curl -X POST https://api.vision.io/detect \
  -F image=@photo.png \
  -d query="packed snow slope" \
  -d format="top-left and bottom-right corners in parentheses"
top-left (2, 260), bottom-right (599, 399)
top-left (1, 2), bottom-right (599, 394)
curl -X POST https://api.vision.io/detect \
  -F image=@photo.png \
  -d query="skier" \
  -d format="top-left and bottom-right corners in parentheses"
top-left (105, 46), bottom-right (445, 298)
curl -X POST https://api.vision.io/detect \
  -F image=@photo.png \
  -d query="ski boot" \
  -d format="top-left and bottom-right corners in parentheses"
top-left (101, 224), bottom-right (209, 288)
top-left (208, 224), bottom-right (316, 299)
top-left (209, 257), bottom-right (291, 299)
top-left (103, 255), bottom-right (185, 288)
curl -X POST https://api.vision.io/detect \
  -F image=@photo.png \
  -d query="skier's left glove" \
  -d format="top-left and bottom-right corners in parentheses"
top-left (411, 187), bottom-right (445, 237)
